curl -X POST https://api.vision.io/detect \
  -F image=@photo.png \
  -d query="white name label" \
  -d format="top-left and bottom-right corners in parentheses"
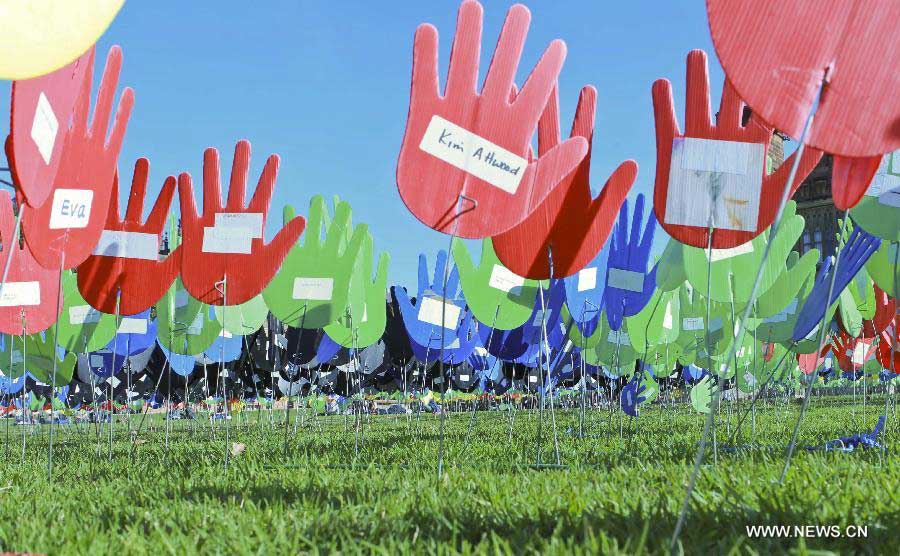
top-left (682, 317), bottom-right (704, 331)
top-left (0, 281), bottom-right (40, 307)
top-left (608, 330), bottom-right (630, 345)
top-left (607, 267), bottom-right (644, 292)
top-left (93, 230), bottom-right (159, 260)
top-left (867, 151), bottom-right (900, 207)
top-left (706, 241), bottom-right (754, 262)
top-left (31, 92), bottom-right (59, 165)
top-left (528, 375), bottom-right (538, 383)
top-left (48, 189), bottom-right (93, 229)
top-left (418, 115), bottom-right (527, 194)
top-left (214, 212), bottom-right (263, 238)
top-left (292, 277), bottom-right (334, 301)
top-left (201, 227), bottom-right (252, 254)
top-left (69, 305), bottom-right (102, 324)
top-left (488, 264), bottom-right (525, 293)
top-left (459, 374), bottom-right (470, 382)
top-left (577, 267), bottom-right (597, 292)
top-left (186, 312), bottom-right (205, 335)
top-left (417, 296), bottom-right (461, 329)
top-left (665, 137), bottom-right (764, 232)
top-left (118, 317), bottom-right (147, 334)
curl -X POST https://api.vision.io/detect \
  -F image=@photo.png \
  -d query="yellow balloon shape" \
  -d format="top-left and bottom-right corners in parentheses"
top-left (0, 0), bottom-right (124, 79)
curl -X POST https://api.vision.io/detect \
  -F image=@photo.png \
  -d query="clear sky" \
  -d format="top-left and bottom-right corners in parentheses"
top-left (1, 0), bottom-right (729, 289)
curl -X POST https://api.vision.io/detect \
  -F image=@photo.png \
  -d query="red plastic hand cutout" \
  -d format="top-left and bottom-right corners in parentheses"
top-left (651, 50), bottom-right (822, 248)
top-left (396, 0), bottom-right (588, 238)
top-left (707, 0), bottom-right (900, 158)
top-left (876, 326), bottom-right (899, 373)
top-left (0, 191), bottom-right (61, 334)
top-left (10, 49), bottom-right (92, 208)
top-left (707, 1), bottom-right (900, 210)
top-left (76, 158), bottom-right (179, 316)
top-left (177, 140), bottom-right (306, 306)
top-left (492, 86), bottom-right (636, 279)
top-left (18, 45), bottom-right (134, 270)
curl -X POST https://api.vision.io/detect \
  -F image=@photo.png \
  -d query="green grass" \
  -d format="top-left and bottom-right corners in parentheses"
top-left (0, 397), bottom-right (897, 555)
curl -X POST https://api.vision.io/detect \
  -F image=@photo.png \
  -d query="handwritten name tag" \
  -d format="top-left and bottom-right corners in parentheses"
top-left (419, 115), bottom-right (526, 194)
top-left (49, 189), bottom-right (93, 229)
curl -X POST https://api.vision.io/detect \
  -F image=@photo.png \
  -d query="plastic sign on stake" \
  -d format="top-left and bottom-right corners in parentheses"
top-left (492, 85), bottom-right (636, 278)
top-left (10, 50), bottom-right (92, 208)
top-left (707, 1), bottom-right (900, 158)
top-left (850, 151), bottom-right (900, 242)
top-left (56, 270), bottom-right (116, 353)
top-left (396, 1), bottom-right (588, 238)
top-left (76, 158), bottom-right (179, 315)
top-left (0, 0), bottom-right (123, 79)
top-left (18, 46), bottom-right (135, 270)
top-left (177, 140), bottom-right (306, 305)
top-left (0, 192), bottom-right (61, 335)
top-left (263, 196), bottom-right (366, 328)
top-left (651, 50), bottom-right (822, 248)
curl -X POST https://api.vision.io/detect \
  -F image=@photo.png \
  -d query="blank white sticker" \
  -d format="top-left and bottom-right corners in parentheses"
top-left (459, 374), bottom-right (470, 382)
top-left (175, 290), bottom-right (190, 308)
top-left (417, 296), bottom-right (461, 329)
top-left (528, 375), bottom-right (538, 383)
top-left (531, 309), bottom-right (550, 326)
top-left (202, 227), bottom-right (253, 254)
top-left (763, 298), bottom-right (798, 323)
top-left (662, 302), bottom-right (674, 329)
top-left (214, 213), bottom-right (263, 238)
top-left (48, 189), bottom-right (93, 229)
top-left (607, 268), bottom-right (644, 292)
top-left (270, 371), bottom-right (280, 378)
top-left (292, 277), bottom-right (334, 300)
top-left (0, 281), bottom-right (40, 307)
top-left (866, 151), bottom-right (900, 207)
top-left (118, 317), bottom-right (147, 334)
top-left (706, 241), bottom-right (754, 262)
top-left (665, 137), bottom-right (764, 232)
top-left (93, 230), bottom-right (159, 260)
top-left (31, 92), bottom-right (59, 165)
top-left (577, 267), bottom-right (597, 292)
top-left (852, 343), bottom-right (868, 365)
top-left (608, 330), bottom-right (630, 345)
top-left (69, 305), bottom-right (102, 324)
top-left (418, 115), bottom-right (527, 194)
top-left (186, 311), bottom-right (204, 335)
top-left (682, 317), bottom-right (704, 331)
top-left (488, 264), bottom-right (525, 293)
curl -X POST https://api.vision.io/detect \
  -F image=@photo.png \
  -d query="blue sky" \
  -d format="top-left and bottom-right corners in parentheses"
top-left (1, 0), bottom-right (728, 288)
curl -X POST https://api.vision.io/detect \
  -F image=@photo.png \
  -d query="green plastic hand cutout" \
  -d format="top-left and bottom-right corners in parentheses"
top-left (452, 238), bottom-right (543, 330)
top-left (1, 329), bottom-right (76, 384)
top-left (57, 270), bottom-right (116, 353)
top-left (263, 197), bottom-right (366, 328)
top-left (324, 232), bottom-right (390, 348)
top-left (682, 201), bottom-right (804, 305)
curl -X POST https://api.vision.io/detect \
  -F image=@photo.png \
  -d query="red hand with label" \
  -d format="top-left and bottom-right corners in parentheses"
top-left (652, 50), bottom-right (822, 249)
top-left (707, 0), bottom-right (900, 209)
top-left (492, 85), bottom-right (636, 279)
top-left (177, 140), bottom-right (306, 306)
top-left (76, 158), bottom-right (179, 315)
top-left (10, 49), bottom-right (92, 208)
top-left (0, 191), bottom-right (61, 334)
top-left (17, 45), bottom-right (134, 270)
top-left (396, 0), bottom-right (587, 238)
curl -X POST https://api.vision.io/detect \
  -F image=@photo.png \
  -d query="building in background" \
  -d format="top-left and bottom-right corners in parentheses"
top-left (792, 154), bottom-right (839, 261)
